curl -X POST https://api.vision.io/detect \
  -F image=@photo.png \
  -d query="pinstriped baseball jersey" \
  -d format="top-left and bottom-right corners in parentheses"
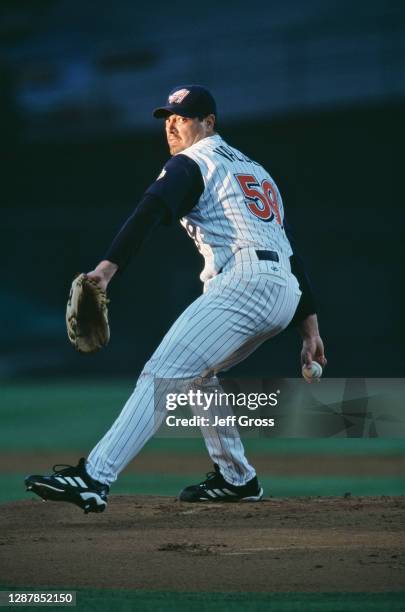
top-left (179, 134), bottom-right (293, 282)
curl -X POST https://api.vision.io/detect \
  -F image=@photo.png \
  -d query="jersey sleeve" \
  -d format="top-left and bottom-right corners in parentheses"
top-left (145, 154), bottom-right (204, 220)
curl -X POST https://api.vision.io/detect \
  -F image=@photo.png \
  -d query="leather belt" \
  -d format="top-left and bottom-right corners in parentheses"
top-left (255, 250), bottom-right (279, 263)
top-left (218, 250), bottom-right (279, 274)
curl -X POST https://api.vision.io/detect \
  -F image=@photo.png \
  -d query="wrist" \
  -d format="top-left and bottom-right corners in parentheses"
top-left (301, 332), bottom-right (321, 341)
top-left (298, 313), bottom-right (320, 339)
top-left (95, 260), bottom-right (118, 282)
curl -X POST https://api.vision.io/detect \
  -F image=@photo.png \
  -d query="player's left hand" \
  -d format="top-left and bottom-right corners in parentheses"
top-left (86, 270), bottom-right (108, 293)
top-left (86, 260), bottom-right (119, 293)
top-left (66, 273), bottom-right (110, 353)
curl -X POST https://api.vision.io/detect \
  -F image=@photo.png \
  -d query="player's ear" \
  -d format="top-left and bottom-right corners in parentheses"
top-left (204, 114), bottom-right (216, 131)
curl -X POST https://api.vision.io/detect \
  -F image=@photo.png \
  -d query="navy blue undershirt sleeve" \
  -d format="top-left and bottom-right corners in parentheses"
top-left (103, 193), bottom-right (168, 270)
top-left (284, 220), bottom-right (318, 325)
top-left (103, 155), bottom-right (203, 270)
top-left (145, 154), bottom-right (204, 219)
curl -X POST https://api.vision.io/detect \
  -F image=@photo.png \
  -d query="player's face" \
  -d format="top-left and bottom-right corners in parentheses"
top-left (165, 114), bottom-right (211, 155)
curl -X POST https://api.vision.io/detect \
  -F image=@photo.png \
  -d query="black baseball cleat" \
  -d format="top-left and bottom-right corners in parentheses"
top-left (24, 458), bottom-right (109, 514)
top-left (179, 464), bottom-right (263, 502)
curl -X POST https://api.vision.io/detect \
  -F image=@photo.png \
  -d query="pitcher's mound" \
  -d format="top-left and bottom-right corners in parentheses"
top-left (1, 496), bottom-right (404, 592)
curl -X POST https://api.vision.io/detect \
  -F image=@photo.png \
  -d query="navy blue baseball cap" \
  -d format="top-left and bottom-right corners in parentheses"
top-left (153, 85), bottom-right (217, 119)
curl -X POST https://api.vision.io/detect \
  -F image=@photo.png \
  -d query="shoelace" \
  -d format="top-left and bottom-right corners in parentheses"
top-left (51, 463), bottom-right (79, 475)
top-left (49, 461), bottom-right (108, 493)
top-left (200, 471), bottom-right (220, 488)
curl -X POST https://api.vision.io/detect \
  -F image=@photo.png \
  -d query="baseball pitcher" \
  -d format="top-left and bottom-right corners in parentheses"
top-left (25, 85), bottom-right (327, 513)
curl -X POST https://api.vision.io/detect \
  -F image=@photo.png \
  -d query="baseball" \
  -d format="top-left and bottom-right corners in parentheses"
top-left (302, 361), bottom-right (323, 382)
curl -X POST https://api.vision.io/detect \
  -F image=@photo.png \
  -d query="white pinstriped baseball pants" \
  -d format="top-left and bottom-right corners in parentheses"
top-left (86, 250), bottom-right (301, 487)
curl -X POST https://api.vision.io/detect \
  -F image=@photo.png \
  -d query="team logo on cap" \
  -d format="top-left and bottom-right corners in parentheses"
top-left (168, 89), bottom-right (190, 104)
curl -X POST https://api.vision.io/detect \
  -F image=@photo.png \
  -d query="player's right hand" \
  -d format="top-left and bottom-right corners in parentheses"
top-left (300, 335), bottom-right (327, 370)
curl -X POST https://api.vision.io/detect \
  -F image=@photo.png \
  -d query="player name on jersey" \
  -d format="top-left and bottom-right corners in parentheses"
top-left (213, 144), bottom-right (261, 166)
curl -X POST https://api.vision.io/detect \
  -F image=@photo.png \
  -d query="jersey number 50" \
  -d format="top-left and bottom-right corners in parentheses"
top-left (235, 174), bottom-right (282, 224)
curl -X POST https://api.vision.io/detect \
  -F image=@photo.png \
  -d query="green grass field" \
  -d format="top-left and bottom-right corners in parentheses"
top-left (1, 588), bottom-right (405, 612)
top-left (2, 378), bottom-right (405, 452)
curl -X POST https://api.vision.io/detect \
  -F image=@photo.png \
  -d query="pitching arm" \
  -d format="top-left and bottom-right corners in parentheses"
top-left (284, 220), bottom-right (327, 369)
top-left (284, 219), bottom-right (318, 326)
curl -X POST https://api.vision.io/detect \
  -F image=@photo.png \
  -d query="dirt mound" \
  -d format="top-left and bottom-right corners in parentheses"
top-left (1, 496), bottom-right (404, 592)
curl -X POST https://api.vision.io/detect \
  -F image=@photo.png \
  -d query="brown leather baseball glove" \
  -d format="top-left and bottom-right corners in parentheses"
top-left (66, 273), bottom-right (110, 353)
